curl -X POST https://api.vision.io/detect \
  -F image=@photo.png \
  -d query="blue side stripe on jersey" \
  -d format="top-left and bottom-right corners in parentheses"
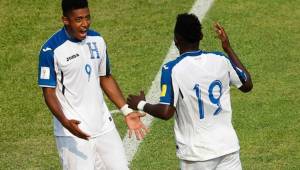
top-left (179, 88), bottom-right (184, 99)
top-left (61, 71), bottom-right (66, 95)
top-left (105, 50), bottom-right (111, 75)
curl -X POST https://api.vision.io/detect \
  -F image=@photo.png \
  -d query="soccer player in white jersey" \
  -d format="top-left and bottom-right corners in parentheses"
top-left (37, 0), bottom-right (147, 169)
top-left (127, 13), bottom-right (253, 170)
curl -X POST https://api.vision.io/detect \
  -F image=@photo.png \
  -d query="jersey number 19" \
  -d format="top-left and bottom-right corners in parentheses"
top-left (193, 80), bottom-right (223, 119)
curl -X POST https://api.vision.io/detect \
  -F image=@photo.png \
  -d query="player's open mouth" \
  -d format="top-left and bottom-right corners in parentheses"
top-left (80, 30), bottom-right (87, 37)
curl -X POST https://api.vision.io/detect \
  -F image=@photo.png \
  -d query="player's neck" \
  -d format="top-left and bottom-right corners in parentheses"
top-left (179, 45), bottom-right (199, 55)
top-left (64, 26), bottom-right (82, 42)
top-left (179, 43), bottom-right (199, 55)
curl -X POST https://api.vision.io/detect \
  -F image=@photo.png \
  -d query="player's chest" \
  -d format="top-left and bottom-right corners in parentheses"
top-left (55, 41), bottom-right (102, 71)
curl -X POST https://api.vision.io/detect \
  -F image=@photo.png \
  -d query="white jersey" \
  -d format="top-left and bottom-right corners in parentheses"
top-left (159, 50), bottom-right (247, 161)
top-left (38, 27), bottom-right (115, 137)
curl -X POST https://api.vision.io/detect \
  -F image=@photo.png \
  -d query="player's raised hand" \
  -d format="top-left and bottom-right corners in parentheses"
top-left (214, 22), bottom-right (231, 49)
top-left (125, 112), bottom-right (148, 140)
top-left (63, 119), bottom-right (90, 140)
top-left (127, 91), bottom-right (146, 110)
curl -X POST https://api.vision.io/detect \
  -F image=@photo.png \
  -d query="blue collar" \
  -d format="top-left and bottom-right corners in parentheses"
top-left (178, 50), bottom-right (202, 59)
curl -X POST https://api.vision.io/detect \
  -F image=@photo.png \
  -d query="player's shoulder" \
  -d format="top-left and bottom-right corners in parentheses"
top-left (162, 59), bottom-right (180, 72)
top-left (162, 51), bottom-right (202, 71)
top-left (201, 50), bottom-right (232, 63)
top-left (202, 50), bottom-right (227, 58)
top-left (87, 29), bottom-right (101, 37)
top-left (86, 29), bottom-right (106, 45)
top-left (40, 28), bottom-right (68, 52)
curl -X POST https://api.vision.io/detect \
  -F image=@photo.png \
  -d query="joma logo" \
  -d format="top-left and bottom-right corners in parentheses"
top-left (67, 53), bottom-right (79, 62)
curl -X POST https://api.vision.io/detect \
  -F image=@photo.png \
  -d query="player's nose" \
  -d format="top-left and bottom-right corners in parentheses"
top-left (81, 19), bottom-right (89, 28)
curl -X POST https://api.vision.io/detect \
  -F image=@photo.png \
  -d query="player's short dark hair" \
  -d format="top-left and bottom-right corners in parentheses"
top-left (174, 13), bottom-right (203, 43)
top-left (62, 0), bottom-right (89, 16)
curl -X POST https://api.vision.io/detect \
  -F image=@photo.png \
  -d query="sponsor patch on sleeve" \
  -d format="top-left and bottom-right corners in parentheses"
top-left (160, 84), bottom-right (167, 97)
top-left (40, 67), bottom-right (50, 80)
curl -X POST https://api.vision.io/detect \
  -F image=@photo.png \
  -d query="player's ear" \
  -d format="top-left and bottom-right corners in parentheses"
top-left (174, 36), bottom-right (179, 47)
top-left (62, 16), bottom-right (69, 25)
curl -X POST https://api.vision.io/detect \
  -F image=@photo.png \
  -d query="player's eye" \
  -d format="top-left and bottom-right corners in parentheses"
top-left (75, 17), bottom-right (83, 23)
top-left (85, 15), bottom-right (91, 21)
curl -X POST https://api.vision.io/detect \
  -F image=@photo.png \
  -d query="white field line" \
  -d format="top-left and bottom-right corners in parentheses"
top-left (119, 0), bottom-right (215, 163)
top-left (110, 109), bottom-right (120, 114)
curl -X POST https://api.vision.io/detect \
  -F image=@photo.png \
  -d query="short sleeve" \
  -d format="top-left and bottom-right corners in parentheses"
top-left (159, 64), bottom-right (176, 106)
top-left (38, 48), bottom-right (57, 87)
top-left (227, 58), bottom-right (247, 88)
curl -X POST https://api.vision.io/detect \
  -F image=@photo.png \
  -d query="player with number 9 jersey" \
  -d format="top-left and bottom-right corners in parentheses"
top-left (38, 27), bottom-right (114, 137)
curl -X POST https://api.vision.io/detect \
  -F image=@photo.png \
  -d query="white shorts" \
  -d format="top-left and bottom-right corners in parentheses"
top-left (180, 151), bottom-right (242, 170)
top-left (56, 128), bottom-right (129, 170)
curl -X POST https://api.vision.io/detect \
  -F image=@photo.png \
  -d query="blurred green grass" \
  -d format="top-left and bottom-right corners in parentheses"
top-left (0, 0), bottom-right (299, 169)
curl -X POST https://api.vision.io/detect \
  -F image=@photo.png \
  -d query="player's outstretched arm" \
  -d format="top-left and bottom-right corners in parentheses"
top-left (214, 22), bottom-right (253, 92)
top-left (42, 87), bottom-right (90, 140)
top-left (100, 75), bottom-right (148, 140)
top-left (127, 91), bottom-right (176, 120)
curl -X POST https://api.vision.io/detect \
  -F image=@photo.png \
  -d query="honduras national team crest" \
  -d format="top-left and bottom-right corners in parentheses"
top-left (87, 42), bottom-right (100, 59)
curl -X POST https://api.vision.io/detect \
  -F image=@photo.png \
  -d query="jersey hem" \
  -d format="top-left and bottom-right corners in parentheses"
top-left (177, 147), bottom-right (240, 161)
top-left (54, 125), bottom-right (116, 138)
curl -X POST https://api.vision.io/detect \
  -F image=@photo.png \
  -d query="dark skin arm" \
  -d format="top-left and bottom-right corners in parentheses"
top-left (127, 91), bottom-right (176, 120)
top-left (100, 75), bottom-right (148, 139)
top-left (100, 75), bottom-right (127, 109)
top-left (42, 87), bottom-right (90, 140)
top-left (214, 23), bottom-right (253, 92)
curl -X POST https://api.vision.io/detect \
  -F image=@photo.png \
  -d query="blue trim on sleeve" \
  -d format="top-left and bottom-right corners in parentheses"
top-left (225, 57), bottom-right (247, 83)
top-left (38, 49), bottom-right (57, 87)
top-left (231, 63), bottom-right (247, 83)
top-left (159, 63), bottom-right (174, 105)
top-left (204, 50), bottom-right (247, 83)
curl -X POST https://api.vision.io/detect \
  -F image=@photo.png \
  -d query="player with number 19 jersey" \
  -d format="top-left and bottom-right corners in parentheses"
top-left (38, 27), bottom-right (114, 137)
top-left (159, 50), bottom-right (247, 161)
